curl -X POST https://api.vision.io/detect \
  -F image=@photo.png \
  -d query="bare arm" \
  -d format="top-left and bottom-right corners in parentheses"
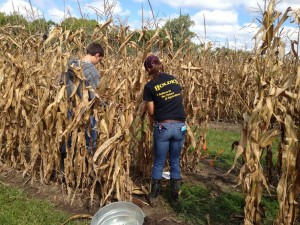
top-left (146, 101), bottom-right (155, 127)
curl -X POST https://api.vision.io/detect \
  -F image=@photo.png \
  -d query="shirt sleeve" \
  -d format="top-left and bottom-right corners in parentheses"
top-left (143, 84), bottom-right (153, 102)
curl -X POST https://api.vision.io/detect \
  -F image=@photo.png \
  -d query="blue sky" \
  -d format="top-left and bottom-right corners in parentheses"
top-left (1, 0), bottom-right (300, 49)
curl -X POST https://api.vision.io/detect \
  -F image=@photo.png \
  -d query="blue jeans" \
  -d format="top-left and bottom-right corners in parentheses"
top-left (60, 111), bottom-right (97, 154)
top-left (152, 122), bottom-right (186, 180)
top-left (85, 115), bottom-right (97, 153)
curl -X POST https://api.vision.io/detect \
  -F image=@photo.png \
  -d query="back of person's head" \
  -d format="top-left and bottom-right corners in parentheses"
top-left (86, 42), bottom-right (104, 57)
top-left (144, 55), bottom-right (163, 76)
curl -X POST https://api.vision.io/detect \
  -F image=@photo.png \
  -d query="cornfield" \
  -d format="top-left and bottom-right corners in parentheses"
top-left (0, 0), bottom-right (299, 224)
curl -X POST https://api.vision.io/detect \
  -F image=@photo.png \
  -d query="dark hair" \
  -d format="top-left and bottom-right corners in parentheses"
top-left (144, 55), bottom-right (162, 76)
top-left (144, 55), bottom-right (161, 71)
top-left (86, 42), bottom-right (104, 57)
top-left (148, 64), bottom-right (162, 77)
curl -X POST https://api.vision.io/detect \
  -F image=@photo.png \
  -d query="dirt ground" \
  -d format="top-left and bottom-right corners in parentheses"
top-left (0, 122), bottom-right (242, 225)
top-left (208, 121), bottom-right (242, 132)
top-left (0, 159), bottom-right (241, 225)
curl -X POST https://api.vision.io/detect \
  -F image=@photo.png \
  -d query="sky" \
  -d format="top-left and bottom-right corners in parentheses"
top-left (0, 0), bottom-right (300, 50)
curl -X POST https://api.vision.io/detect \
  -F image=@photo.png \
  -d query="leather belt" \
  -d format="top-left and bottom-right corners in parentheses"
top-left (157, 120), bottom-right (185, 123)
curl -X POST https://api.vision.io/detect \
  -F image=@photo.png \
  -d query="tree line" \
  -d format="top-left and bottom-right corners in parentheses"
top-left (0, 12), bottom-right (198, 50)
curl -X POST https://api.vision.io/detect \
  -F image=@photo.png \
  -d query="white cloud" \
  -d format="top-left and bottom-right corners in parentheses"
top-left (192, 10), bottom-right (238, 25)
top-left (157, 0), bottom-right (300, 15)
top-left (192, 24), bottom-right (242, 39)
top-left (239, 0), bottom-right (300, 15)
top-left (281, 25), bottom-right (299, 40)
top-left (187, 0), bottom-right (300, 50)
top-left (48, 0), bottom-right (131, 22)
top-left (159, 0), bottom-right (234, 10)
top-left (190, 7), bottom-right (259, 49)
top-left (83, 0), bottom-right (130, 18)
top-left (0, 0), bottom-right (42, 20)
top-left (47, 7), bottom-right (66, 23)
top-left (30, 0), bottom-right (48, 9)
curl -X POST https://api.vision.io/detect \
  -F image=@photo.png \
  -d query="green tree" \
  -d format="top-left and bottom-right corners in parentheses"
top-left (162, 15), bottom-right (195, 50)
top-left (27, 18), bottom-right (47, 34)
top-left (46, 20), bottom-right (57, 28)
top-left (61, 17), bottom-right (98, 33)
top-left (0, 12), bottom-right (28, 26)
top-left (0, 12), bottom-right (8, 26)
top-left (0, 12), bottom-right (57, 35)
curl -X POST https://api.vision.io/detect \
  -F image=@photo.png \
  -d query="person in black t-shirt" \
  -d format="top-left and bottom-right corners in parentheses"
top-left (143, 55), bottom-right (186, 207)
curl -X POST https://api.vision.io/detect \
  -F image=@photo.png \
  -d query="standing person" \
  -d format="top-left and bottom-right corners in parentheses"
top-left (143, 55), bottom-right (187, 207)
top-left (61, 42), bottom-right (104, 167)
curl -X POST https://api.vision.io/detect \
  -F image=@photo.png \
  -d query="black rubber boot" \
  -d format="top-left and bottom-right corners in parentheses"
top-left (147, 178), bottom-right (161, 207)
top-left (170, 179), bottom-right (181, 207)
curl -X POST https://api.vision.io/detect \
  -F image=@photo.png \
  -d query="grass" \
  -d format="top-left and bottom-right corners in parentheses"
top-left (205, 128), bottom-right (279, 170)
top-left (176, 183), bottom-right (244, 225)
top-left (170, 183), bottom-right (279, 225)
top-left (261, 196), bottom-right (280, 225)
top-left (205, 129), bottom-right (241, 169)
top-left (0, 184), bottom-right (90, 225)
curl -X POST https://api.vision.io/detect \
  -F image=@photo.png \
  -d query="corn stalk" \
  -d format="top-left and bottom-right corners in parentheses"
top-left (229, 1), bottom-right (299, 224)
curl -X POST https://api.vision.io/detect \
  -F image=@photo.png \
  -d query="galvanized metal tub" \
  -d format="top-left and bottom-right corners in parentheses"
top-left (91, 201), bottom-right (145, 225)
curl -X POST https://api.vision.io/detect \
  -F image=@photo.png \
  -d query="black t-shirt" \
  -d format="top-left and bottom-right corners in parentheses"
top-left (143, 73), bottom-right (186, 121)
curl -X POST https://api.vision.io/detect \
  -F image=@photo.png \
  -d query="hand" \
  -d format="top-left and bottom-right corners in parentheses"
top-left (137, 102), bottom-right (146, 116)
top-left (148, 114), bottom-right (154, 130)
